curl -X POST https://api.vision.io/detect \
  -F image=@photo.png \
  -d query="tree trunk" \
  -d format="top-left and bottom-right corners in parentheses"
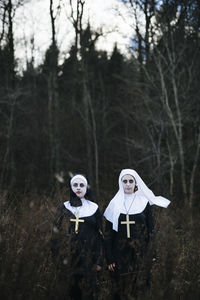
top-left (189, 128), bottom-right (200, 207)
top-left (48, 0), bottom-right (60, 185)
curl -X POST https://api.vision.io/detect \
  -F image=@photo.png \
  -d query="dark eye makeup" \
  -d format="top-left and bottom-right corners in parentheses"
top-left (73, 183), bottom-right (85, 188)
top-left (122, 179), bottom-right (134, 184)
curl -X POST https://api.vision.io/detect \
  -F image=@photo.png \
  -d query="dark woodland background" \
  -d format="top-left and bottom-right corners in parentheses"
top-left (0, 0), bottom-right (200, 299)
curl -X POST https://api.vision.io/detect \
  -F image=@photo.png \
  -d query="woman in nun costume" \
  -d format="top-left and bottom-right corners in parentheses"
top-left (51, 174), bottom-right (103, 300)
top-left (104, 169), bottom-right (170, 299)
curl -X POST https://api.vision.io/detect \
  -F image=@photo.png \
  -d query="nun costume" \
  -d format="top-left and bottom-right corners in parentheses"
top-left (51, 174), bottom-right (103, 300)
top-left (104, 169), bottom-right (170, 298)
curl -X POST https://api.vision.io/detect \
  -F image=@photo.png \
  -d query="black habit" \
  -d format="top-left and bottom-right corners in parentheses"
top-left (51, 201), bottom-right (103, 300)
top-left (104, 203), bottom-right (155, 299)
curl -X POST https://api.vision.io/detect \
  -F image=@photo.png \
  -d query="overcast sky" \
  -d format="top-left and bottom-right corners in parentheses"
top-left (14, 0), bottom-right (136, 69)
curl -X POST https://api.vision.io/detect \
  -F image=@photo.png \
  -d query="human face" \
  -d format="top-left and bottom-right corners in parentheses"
top-left (122, 174), bottom-right (136, 194)
top-left (71, 178), bottom-right (87, 199)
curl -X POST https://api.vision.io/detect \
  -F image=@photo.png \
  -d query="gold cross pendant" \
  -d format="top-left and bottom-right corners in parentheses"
top-left (70, 212), bottom-right (84, 234)
top-left (121, 214), bottom-right (135, 238)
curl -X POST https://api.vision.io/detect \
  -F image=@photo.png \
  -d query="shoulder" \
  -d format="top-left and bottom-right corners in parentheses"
top-left (94, 207), bottom-right (102, 217)
top-left (85, 200), bottom-right (99, 212)
top-left (133, 194), bottom-right (151, 213)
top-left (56, 201), bottom-right (72, 215)
top-left (53, 203), bottom-right (69, 224)
top-left (63, 200), bottom-right (71, 210)
top-left (141, 199), bottom-right (152, 214)
top-left (103, 199), bottom-right (115, 223)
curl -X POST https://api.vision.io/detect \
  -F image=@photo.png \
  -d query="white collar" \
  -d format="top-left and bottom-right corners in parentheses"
top-left (104, 169), bottom-right (170, 231)
top-left (64, 198), bottom-right (98, 218)
top-left (121, 193), bottom-right (145, 214)
top-left (104, 193), bottom-right (148, 228)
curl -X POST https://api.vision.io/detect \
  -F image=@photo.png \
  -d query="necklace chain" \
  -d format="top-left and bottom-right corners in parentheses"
top-left (124, 194), bottom-right (136, 214)
top-left (73, 205), bottom-right (82, 216)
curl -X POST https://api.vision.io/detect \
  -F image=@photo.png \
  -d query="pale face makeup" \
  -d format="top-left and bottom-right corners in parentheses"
top-left (121, 174), bottom-right (136, 194)
top-left (71, 178), bottom-right (87, 199)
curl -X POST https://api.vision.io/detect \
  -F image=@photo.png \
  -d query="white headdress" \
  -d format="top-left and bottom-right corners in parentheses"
top-left (70, 174), bottom-right (88, 186)
top-left (104, 169), bottom-right (170, 231)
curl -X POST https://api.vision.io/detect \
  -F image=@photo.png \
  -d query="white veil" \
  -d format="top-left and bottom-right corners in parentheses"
top-left (104, 169), bottom-right (170, 231)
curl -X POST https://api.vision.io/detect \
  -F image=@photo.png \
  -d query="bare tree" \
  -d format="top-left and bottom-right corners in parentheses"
top-left (68, 0), bottom-right (101, 193)
top-left (44, 0), bottom-right (61, 185)
top-left (0, 0), bottom-right (7, 46)
top-left (118, 0), bottom-right (200, 205)
top-left (69, 0), bottom-right (84, 57)
top-left (0, 0), bottom-right (16, 188)
top-left (145, 29), bottom-right (200, 206)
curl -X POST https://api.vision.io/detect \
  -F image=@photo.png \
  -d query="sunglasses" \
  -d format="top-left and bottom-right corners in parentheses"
top-left (72, 183), bottom-right (85, 188)
top-left (122, 179), bottom-right (135, 184)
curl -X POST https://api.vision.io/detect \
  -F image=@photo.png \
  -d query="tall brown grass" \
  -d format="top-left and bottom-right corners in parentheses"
top-left (0, 191), bottom-right (199, 300)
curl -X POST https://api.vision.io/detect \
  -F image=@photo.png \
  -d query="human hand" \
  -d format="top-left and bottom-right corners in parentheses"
top-left (108, 263), bottom-right (116, 272)
top-left (96, 265), bottom-right (102, 271)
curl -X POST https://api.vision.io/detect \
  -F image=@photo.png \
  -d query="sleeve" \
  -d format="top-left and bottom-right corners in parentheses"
top-left (50, 205), bottom-right (65, 260)
top-left (104, 218), bottom-right (116, 265)
top-left (94, 208), bottom-right (104, 267)
top-left (146, 203), bottom-right (154, 237)
top-left (145, 203), bottom-right (156, 259)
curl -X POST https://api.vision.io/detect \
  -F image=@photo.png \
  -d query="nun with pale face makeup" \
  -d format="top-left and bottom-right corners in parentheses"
top-left (104, 169), bottom-right (170, 299)
top-left (51, 174), bottom-right (103, 300)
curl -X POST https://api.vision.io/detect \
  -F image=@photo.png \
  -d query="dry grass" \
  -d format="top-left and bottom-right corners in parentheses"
top-left (0, 191), bottom-right (199, 300)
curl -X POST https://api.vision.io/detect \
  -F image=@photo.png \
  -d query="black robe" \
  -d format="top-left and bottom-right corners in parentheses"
top-left (51, 202), bottom-right (103, 300)
top-left (104, 202), bottom-right (155, 276)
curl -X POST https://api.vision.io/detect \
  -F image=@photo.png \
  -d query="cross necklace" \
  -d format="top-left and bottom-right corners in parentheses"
top-left (121, 194), bottom-right (136, 238)
top-left (70, 205), bottom-right (84, 234)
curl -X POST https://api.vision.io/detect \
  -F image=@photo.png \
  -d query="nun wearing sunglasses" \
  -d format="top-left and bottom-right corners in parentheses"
top-left (104, 169), bottom-right (170, 300)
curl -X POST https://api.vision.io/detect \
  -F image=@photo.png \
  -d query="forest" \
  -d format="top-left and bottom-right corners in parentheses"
top-left (0, 0), bottom-right (200, 299)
